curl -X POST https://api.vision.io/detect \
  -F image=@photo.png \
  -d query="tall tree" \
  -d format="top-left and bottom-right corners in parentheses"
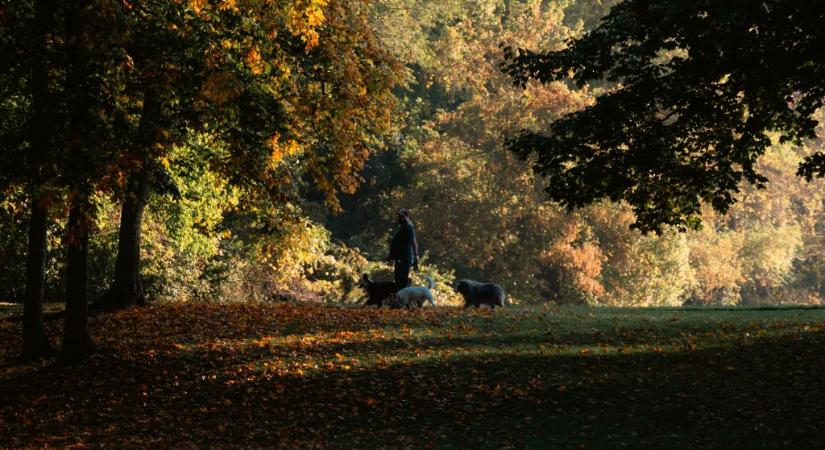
top-left (503, 0), bottom-right (825, 232)
top-left (23, 0), bottom-right (57, 360)
top-left (60, 0), bottom-right (99, 361)
top-left (100, 0), bottom-right (399, 307)
top-left (22, 0), bottom-right (57, 359)
top-left (0, 0), bottom-right (60, 360)
top-left (59, 0), bottom-right (135, 361)
top-left (98, 1), bottom-right (197, 308)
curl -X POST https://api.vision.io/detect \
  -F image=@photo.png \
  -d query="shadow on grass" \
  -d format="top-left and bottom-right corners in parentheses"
top-left (2, 325), bottom-right (824, 449)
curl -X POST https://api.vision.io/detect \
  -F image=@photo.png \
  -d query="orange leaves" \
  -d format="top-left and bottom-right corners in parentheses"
top-left (187, 0), bottom-right (207, 14)
top-left (268, 0), bottom-right (401, 210)
top-left (244, 46), bottom-right (265, 75)
top-left (256, 335), bottom-right (275, 347)
top-left (267, 133), bottom-right (301, 168)
top-left (218, 0), bottom-right (238, 11)
top-left (4, 303), bottom-right (825, 447)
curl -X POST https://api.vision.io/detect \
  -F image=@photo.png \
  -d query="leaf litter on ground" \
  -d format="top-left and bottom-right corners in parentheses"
top-left (2, 303), bottom-right (825, 449)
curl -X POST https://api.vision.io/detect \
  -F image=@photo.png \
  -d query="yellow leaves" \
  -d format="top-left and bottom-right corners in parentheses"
top-left (272, 57), bottom-right (292, 79)
top-left (287, 0), bottom-right (329, 50)
top-left (186, 0), bottom-right (235, 15)
top-left (268, 133), bottom-right (301, 167)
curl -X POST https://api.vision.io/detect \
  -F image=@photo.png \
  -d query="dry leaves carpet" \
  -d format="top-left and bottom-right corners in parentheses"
top-left (2, 303), bottom-right (825, 449)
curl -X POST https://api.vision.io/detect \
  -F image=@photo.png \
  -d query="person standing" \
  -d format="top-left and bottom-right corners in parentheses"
top-left (387, 209), bottom-right (419, 290)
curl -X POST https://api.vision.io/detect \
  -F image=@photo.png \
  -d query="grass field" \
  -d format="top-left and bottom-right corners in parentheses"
top-left (2, 303), bottom-right (825, 449)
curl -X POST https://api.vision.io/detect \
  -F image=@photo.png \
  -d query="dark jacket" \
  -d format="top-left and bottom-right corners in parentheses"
top-left (389, 221), bottom-right (416, 264)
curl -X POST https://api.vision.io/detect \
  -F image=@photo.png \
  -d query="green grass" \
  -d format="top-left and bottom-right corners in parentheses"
top-left (2, 303), bottom-right (825, 448)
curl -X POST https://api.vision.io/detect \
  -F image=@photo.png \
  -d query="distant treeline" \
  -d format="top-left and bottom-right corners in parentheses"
top-left (2, 0), bottom-right (823, 316)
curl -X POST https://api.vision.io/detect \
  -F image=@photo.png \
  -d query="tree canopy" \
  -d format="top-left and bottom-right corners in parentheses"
top-left (503, 0), bottom-right (825, 232)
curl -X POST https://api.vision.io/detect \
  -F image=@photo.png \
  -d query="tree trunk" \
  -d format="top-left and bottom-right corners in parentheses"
top-left (98, 84), bottom-right (163, 308)
top-left (22, 196), bottom-right (53, 360)
top-left (21, 0), bottom-right (57, 361)
top-left (58, 0), bottom-right (96, 363)
top-left (99, 170), bottom-right (149, 308)
top-left (60, 194), bottom-right (96, 363)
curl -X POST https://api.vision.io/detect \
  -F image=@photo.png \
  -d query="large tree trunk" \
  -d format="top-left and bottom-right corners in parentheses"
top-left (21, 0), bottom-right (57, 361)
top-left (60, 194), bottom-right (96, 363)
top-left (59, 0), bottom-right (96, 364)
top-left (98, 170), bottom-right (149, 308)
top-left (22, 197), bottom-right (53, 360)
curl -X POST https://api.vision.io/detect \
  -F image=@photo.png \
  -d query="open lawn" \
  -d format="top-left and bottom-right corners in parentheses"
top-left (2, 303), bottom-right (825, 449)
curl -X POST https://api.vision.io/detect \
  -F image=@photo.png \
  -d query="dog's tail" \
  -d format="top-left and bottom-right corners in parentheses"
top-left (422, 275), bottom-right (435, 290)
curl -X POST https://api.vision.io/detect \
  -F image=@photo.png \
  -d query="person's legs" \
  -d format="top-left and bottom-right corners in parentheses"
top-left (394, 261), bottom-right (411, 291)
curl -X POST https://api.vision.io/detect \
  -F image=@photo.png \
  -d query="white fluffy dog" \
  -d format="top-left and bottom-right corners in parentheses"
top-left (389, 276), bottom-right (436, 308)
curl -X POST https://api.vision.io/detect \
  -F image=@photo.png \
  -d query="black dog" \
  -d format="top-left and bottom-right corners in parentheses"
top-left (454, 279), bottom-right (506, 308)
top-left (357, 273), bottom-right (397, 307)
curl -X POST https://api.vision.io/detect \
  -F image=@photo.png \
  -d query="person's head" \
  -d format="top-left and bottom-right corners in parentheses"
top-left (397, 208), bottom-right (410, 224)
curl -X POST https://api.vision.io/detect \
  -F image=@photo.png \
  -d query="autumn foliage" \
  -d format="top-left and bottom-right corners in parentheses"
top-left (2, 1), bottom-right (825, 447)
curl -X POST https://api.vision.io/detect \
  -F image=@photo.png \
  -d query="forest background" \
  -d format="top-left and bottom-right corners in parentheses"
top-left (2, 0), bottom-right (825, 309)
